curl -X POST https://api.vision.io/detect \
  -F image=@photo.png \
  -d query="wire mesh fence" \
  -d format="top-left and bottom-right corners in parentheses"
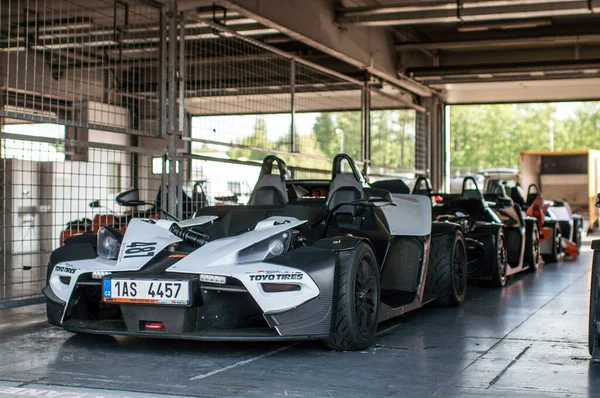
top-left (0, 130), bottom-right (168, 306)
top-left (0, 0), bottom-right (164, 137)
top-left (183, 17), bottom-right (367, 173)
top-left (0, 2), bottom-right (432, 307)
top-left (368, 88), bottom-right (423, 178)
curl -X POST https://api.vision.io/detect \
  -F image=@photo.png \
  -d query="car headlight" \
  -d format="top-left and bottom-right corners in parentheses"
top-left (97, 226), bottom-right (123, 260)
top-left (237, 232), bottom-right (292, 263)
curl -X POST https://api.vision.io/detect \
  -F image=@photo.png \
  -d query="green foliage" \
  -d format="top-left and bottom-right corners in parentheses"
top-left (311, 109), bottom-right (417, 171)
top-left (449, 102), bottom-right (600, 172)
top-left (370, 110), bottom-right (416, 170)
top-left (227, 116), bottom-right (286, 161)
top-left (223, 110), bottom-right (419, 173)
top-left (313, 113), bottom-right (338, 157)
top-left (312, 112), bottom-right (361, 160)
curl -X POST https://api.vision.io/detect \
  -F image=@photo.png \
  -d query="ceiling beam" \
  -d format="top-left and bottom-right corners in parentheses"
top-left (337, 0), bottom-right (600, 27)
top-left (215, 0), bottom-right (432, 97)
top-left (408, 59), bottom-right (600, 85)
top-left (409, 59), bottom-right (600, 76)
top-left (396, 33), bottom-right (600, 52)
top-left (435, 78), bottom-right (600, 104)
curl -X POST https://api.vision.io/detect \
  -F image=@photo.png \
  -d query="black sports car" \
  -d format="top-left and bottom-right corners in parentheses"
top-left (372, 176), bottom-right (540, 287)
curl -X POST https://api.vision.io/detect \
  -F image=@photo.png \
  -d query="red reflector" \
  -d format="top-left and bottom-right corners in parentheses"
top-left (261, 283), bottom-right (301, 293)
top-left (168, 253), bottom-right (187, 258)
top-left (145, 322), bottom-right (164, 330)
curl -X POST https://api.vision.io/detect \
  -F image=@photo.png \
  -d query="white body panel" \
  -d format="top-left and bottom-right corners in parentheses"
top-left (168, 217), bottom-right (306, 270)
top-left (381, 194), bottom-right (432, 236)
top-left (178, 215), bottom-right (219, 228)
top-left (116, 219), bottom-right (182, 269)
top-left (49, 215), bottom-right (317, 321)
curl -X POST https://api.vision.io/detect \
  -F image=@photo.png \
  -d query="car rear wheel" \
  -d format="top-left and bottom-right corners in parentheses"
top-left (425, 230), bottom-right (468, 306)
top-left (543, 224), bottom-right (561, 263)
top-left (489, 231), bottom-right (508, 287)
top-left (526, 224), bottom-right (540, 273)
top-left (325, 242), bottom-right (380, 351)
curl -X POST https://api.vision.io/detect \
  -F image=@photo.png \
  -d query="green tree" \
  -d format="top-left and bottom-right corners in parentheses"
top-left (334, 112), bottom-right (362, 160)
top-left (227, 116), bottom-right (273, 161)
top-left (370, 109), bottom-right (416, 170)
top-left (313, 113), bottom-right (338, 157)
top-left (560, 103), bottom-right (600, 149)
top-left (311, 112), bottom-right (362, 160)
top-left (450, 103), bottom-right (558, 171)
top-left (448, 102), bottom-right (600, 174)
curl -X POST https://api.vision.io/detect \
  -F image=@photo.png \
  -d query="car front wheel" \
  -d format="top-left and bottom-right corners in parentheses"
top-left (325, 242), bottom-right (380, 351)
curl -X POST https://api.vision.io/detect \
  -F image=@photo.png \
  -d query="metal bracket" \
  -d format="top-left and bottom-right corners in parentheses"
top-left (212, 3), bottom-right (227, 24)
top-left (113, 1), bottom-right (129, 43)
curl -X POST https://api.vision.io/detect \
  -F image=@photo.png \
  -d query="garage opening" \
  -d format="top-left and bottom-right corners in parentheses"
top-left (447, 100), bottom-right (600, 224)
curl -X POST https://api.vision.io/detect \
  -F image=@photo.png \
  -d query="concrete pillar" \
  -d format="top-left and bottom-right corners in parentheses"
top-left (423, 95), bottom-right (446, 192)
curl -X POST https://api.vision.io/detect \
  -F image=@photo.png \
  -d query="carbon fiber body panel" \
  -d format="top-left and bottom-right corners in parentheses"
top-left (264, 246), bottom-right (338, 337)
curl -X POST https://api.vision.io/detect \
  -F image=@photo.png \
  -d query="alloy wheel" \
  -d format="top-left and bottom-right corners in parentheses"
top-left (354, 255), bottom-right (378, 338)
top-left (452, 239), bottom-right (467, 297)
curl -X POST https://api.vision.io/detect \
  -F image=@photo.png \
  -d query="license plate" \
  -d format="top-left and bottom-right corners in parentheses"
top-left (102, 278), bottom-right (191, 306)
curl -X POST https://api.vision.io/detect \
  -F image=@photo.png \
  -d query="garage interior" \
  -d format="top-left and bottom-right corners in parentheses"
top-left (1, 0), bottom-right (600, 397)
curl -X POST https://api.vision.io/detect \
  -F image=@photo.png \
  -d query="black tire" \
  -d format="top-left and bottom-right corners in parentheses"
top-left (590, 250), bottom-right (600, 356)
top-left (489, 230), bottom-right (508, 287)
top-left (325, 242), bottom-right (380, 351)
top-left (525, 224), bottom-right (541, 273)
top-left (542, 224), bottom-right (561, 263)
top-left (425, 230), bottom-right (468, 306)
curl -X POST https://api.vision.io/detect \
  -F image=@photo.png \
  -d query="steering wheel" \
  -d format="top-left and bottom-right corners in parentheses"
top-left (436, 208), bottom-right (469, 220)
top-left (453, 208), bottom-right (469, 218)
top-left (436, 207), bottom-right (473, 232)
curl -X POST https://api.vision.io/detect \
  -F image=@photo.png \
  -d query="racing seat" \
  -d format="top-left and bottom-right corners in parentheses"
top-left (325, 154), bottom-right (366, 231)
top-left (248, 155), bottom-right (289, 206)
top-left (327, 173), bottom-right (363, 215)
top-left (510, 185), bottom-right (527, 208)
top-left (526, 184), bottom-right (541, 208)
top-left (326, 154), bottom-right (366, 214)
top-left (443, 177), bottom-right (488, 232)
top-left (412, 176), bottom-right (433, 197)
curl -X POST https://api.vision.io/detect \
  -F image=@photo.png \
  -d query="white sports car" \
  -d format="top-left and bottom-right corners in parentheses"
top-left (44, 154), bottom-right (467, 350)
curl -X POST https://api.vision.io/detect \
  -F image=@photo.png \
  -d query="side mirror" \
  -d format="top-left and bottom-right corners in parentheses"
top-left (89, 200), bottom-right (101, 208)
top-left (363, 188), bottom-right (393, 203)
top-left (116, 189), bottom-right (143, 206)
top-left (596, 193), bottom-right (600, 208)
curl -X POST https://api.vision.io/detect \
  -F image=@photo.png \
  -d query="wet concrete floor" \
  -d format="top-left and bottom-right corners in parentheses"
top-left (1, 241), bottom-right (599, 397)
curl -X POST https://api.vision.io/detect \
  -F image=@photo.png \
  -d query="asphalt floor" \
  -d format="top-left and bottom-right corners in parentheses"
top-left (1, 236), bottom-right (599, 397)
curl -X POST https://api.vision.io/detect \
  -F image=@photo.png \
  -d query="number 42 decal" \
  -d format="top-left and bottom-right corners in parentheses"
top-left (123, 242), bottom-right (157, 259)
